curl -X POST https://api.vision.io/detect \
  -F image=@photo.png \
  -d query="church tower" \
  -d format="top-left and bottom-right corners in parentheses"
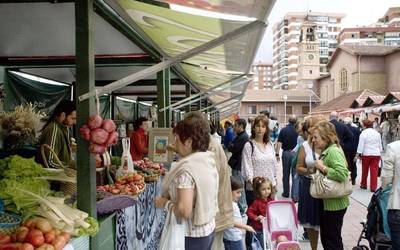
top-left (297, 20), bottom-right (320, 89)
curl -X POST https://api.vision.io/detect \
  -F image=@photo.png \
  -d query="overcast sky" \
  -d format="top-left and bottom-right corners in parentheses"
top-left (254, 0), bottom-right (400, 63)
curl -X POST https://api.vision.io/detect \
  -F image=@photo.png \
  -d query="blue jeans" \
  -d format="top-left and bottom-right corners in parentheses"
top-left (223, 239), bottom-right (244, 250)
top-left (185, 231), bottom-right (215, 250)
top-left (232, 169), bottom-right (247, 214)
top-left (282, 150), bottom-right (296, 197)
top-left (388, 209), bottom-right (400, 250)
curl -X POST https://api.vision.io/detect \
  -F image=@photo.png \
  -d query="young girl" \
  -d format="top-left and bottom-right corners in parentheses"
top-left (224, 176), bottom-right (256, 250)
top-left (246, 177), bottom-right (275, 247)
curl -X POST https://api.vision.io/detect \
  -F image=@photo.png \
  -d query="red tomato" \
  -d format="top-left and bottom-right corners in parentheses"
top-left (19, 243), bottom-right (34, 250)
top-left (44, 231), bottom-right (56, 244)
top-left (0, 235), bottom-right (11, 244)
top-left (29, 234), bottom-right (45, 247)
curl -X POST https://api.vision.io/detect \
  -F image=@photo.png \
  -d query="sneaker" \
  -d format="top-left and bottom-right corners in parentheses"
top-left (297, 234), bottom-right (309, 242)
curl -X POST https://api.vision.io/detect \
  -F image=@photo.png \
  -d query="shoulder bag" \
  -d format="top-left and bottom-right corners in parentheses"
top-left (309, 144), bottom-right (352, 199)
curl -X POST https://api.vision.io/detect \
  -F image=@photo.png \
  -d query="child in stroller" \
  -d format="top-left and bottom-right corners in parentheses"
top-left (353, 187), bottom-right (392, 250)
top-left (263, 200), bottom-right (301, 250)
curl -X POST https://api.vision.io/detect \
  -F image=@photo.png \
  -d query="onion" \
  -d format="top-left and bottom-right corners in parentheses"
top-left (89, 143), bottom-right (106, 154)
top-left (102, 119), bottom-right (116, 133)
top-left (104, 131), bottom-right (119, 147)
top-left (90, 128), bottom-right (109, 144)
top-left (88, 115), bottom-right (103, 129)
top-left (79, 125), bottom-right (91, 141)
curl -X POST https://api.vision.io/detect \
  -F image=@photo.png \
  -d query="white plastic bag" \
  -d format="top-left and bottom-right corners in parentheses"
top-left (159, 208), bottom-right (185, 250)
top-left (116, 138), bottom-right (134, 177)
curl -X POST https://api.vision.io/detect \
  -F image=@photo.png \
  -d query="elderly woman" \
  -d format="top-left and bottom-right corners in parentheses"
top-left (241, 114), bottom-right (278, 206)
top-left (296, 116), bottom-right (326, 250)
top-left (312, 121), bottom-right (349, 250)
top-left (357, 119), bottom-right (382, 192)
top-left (155, 111), bottom-right (219, 250)
top-left (382, 141), bottom-right (400, 250)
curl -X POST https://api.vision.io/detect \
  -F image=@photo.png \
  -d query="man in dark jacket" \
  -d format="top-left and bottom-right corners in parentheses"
top-left (228, 118), bottom-right (249, 213)
top-left (330, 111), bottom-right (354, 153)
top-left (344, 117), bottom-right (361, 185)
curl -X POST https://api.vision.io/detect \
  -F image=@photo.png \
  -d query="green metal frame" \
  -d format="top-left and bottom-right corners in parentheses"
top-left (75, 1), bottom-right (98, 249)
top-left (157, 68), bottom-right (171, 127)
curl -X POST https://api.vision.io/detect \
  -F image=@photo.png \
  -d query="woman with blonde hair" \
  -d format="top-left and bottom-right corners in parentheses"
top-left (295, 115), bottom-right (326, 250)
top-left (311, 120), bottom-right (350, 250)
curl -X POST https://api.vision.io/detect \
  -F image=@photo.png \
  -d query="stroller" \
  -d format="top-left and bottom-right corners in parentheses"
top-left (262, 200), bottom-right (301, 250)
top-left (353, 187), bottom-right (392, 250)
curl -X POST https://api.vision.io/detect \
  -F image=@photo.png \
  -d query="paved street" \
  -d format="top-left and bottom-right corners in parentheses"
top-left (275, 159), bottom-right (377, 249)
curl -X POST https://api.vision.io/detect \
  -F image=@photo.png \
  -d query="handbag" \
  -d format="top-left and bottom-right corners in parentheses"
top-left (309, 144), bottom-right (352, 199)
top-left (159, 207), bottom-right (185, 250)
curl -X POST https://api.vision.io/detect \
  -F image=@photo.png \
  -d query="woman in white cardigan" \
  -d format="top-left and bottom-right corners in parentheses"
top-left (382, 141), bottom-right (400, 250)
top-left (155, 111), bottom-right (219, 250)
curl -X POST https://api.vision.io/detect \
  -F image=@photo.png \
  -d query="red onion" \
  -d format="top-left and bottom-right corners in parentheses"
top-left (104, 131), bottom-right (119, 147)
top-left (90, 128), bottom-right (109, 144)
top-left (88, 115), bottom-right (103, 129)
top-left (102, 119), bottom-right (116, 133)
top-left (89, 143), bottom-right (106, 154)
top-left (79, 125), bottom-right (91, 141)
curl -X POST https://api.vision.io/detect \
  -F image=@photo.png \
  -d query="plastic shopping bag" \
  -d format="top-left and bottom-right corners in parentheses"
top-left (251, 233), bottom-right (263, 250)
top-left (116, 138), bottom-right (134, 177)
top-left (159, 208), bottom-right (185, 250)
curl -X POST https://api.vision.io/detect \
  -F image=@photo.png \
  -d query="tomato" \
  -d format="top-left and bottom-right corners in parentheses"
top-left (23, 219), bottom-right (36, 230)
top-left (35, 243), bottom-right (54, 250)
top-left (44, 231), bottom-right (56, 244)
top-left (60, 232), bottom-right (70, 242)
top-left (0, 235), bottom-right (11, 244)
top-left (52, 236), bottom-right (66, 250)
top-left (16, 226), bottom-right (29, 242)
top-left (19, 243), bottom-right (34, 250)
top-left (111, 188), bottom-right (120, 194)
top-left (29, 234), bottom-right (45, 247)
top-left (36, 218), bottom-right (53, 233)
top-left (0, 243), bottom-right (20, 250)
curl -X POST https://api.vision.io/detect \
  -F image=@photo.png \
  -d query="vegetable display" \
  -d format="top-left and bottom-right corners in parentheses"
top-left (80, 115), bottom-right (118, 154)
top-left (97, 173), bottom-right (145, 196)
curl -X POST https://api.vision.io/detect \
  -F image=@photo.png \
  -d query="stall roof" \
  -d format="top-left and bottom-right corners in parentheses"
top-left (103, 0), bottom-right (273, 105)
top-left (382, 92), bottom-right (400, 104)
top-left (361, 95), bottom-right (385, 107)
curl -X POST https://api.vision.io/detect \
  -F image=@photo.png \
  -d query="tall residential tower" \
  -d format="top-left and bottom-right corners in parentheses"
top-left (272, 12), bottom-right (345, 89)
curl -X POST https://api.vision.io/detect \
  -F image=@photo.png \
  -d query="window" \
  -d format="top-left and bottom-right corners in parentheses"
top-left (302, 106), bottom-right (309, 114)
top-left (309, 70), bottom-right (313, 75)
top-left (286, 106), bottom-right (293, 114)
top-left (248, 106), bottom-right (257, 114)
top-left (340, 68), bottom-right (348, 93)
top-left (265, 106), bottom-right (275, 114)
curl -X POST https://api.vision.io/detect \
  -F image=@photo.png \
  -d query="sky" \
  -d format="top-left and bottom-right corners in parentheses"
top-left (254, 0), bottom-right (400, 63)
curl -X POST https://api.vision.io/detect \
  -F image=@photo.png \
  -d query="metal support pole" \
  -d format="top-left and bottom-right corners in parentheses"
top-left (75, 1), bottom-right (97, 249)
top-left (79, 21), bottom-right (265, 101)
top-left (157, 68), bottom-right (171, 127)
top-left (185, 84), bottom-right (191, 113)
top-left (309, 91), bottom-right (312, 114)
top-left (284, 95), bottom-right (287, 124)
top-left (199, 93), bottom-right (244, 112)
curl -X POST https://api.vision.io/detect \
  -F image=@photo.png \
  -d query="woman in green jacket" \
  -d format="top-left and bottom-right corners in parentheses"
top-left (38, 100), bottom-right (76, 168)
top-left (311, 120), bottom-right (350, 250)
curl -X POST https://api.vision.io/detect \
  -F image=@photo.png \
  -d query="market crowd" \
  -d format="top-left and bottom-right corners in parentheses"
top-left (150, 109), bottom-right (400, 250)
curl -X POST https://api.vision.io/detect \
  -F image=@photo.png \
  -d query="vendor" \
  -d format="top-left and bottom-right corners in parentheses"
top-left (38, 100), bottom-right (76, 168)
top-left (130, 117), bottom-right (149, 160)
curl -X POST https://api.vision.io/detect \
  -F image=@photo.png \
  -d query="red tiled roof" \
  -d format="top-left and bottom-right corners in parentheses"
top-left (312, 89), bottom-right (380, 114)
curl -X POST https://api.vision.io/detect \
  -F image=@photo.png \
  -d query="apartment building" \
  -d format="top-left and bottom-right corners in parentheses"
top-left (338, 7), bottom-right (400, 46)
top-left (272, 12), bottom-right (345, 89)
top-left (249, 63), bottom-right (273, 90)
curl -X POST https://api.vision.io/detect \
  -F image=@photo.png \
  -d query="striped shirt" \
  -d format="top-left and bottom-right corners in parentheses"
top-left (168, 171), bottom-right (215, 237)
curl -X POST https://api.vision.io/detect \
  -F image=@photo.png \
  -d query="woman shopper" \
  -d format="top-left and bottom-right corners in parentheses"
top-left (296, 116), bottom-right (326, 250)
top-left (130, 117), bottom-right (149, 160)
top-left (241, 114), bottom-right (278, 207)
top-left (155, 111), bottom-right (219, 250)
top-left (38, 99), bottom-right (76, 169)
top-left (357, 119), bottom-right (382, 192)
top-left (312, 120), bottom-right (350, 250)
top-left (381, 141), bottom-right (400, 250)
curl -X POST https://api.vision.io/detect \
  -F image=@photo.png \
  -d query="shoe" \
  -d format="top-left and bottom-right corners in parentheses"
top-left (352, 179), bottom-right (356, 185)
top-left (298, 234), bottom-right (309, 242)
top-left (281, 193), bottom-right (289, 198)
top-left (360, 186), bottom-right (367, 190)
top-left (370, 189), bottom-right (376, 193)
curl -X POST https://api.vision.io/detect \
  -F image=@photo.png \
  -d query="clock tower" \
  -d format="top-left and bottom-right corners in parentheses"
top-left (297, 20), bottom-right (320, 89)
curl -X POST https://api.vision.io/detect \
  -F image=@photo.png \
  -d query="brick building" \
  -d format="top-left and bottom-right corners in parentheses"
top-left (316, 44), bottom-right (400, 104)
top-left (249, 62), bottom-right (273, 90)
